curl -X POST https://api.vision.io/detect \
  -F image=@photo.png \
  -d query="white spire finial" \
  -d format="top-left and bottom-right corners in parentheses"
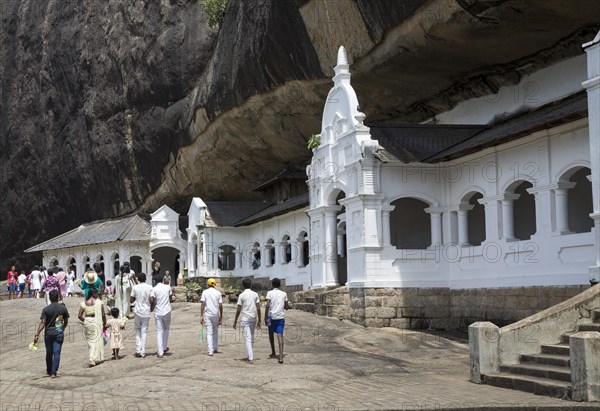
top-left (337, 46), bottom-right (348, 66)
top-left (333, 46), bottom-right (350, 85)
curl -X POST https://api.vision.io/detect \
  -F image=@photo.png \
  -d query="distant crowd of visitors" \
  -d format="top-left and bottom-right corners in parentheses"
top-left (5, 265), bottom-right (78, 301)
top-left (7, 262), bottom-right (289, 378)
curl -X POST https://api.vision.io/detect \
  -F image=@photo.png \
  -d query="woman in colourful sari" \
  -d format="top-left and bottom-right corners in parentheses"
top-left (78, 287), bottom-right (106, 367)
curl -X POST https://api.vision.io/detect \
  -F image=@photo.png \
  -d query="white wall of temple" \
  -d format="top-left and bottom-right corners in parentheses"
top-left (42, 241), bottom-right (153, 282)
top-left (372, 118), bottom-right (594, 289)
top-left (187, 209), bottom-right (312, 289)
top-left (433, 54), bottom-right (587, 125)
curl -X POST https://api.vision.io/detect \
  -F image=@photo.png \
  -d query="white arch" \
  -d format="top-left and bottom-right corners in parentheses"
top-left (502, 177), bottom-right (537, 193)
top-left (150, 241), bottom-right (186, 255)
top-left (457, 186), bottom-right (486, 203)
top-left (556, 161), bottom-right (591, 182)
top-left (386, 192), bottom-right (439, 207)
top-left (296, 228), bottom-right (308, 238)
top-left (323, 180), bottom-right (349, 205)
top-left (47, 256), bottom-right (59, 267)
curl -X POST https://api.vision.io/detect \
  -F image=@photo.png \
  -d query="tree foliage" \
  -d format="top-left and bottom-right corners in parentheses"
top-left (200, 0), bottom-right (228, 30)
top-left (307, 133), bottom-right (321, 150)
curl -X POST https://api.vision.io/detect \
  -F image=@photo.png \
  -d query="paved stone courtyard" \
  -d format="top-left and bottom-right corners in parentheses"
top-left (1, 298), bottom-right (598, 411)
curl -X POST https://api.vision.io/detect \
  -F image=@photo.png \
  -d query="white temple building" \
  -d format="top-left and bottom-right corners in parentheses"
top-left (304, 44), bottom-right (598, 290)
top-left (26, 31), bottom-right (600, 329)
top-left (25, 205), bottom-right (187, 284)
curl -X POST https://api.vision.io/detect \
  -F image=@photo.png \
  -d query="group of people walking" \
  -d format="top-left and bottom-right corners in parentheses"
top-left (32, 260), bottom-right (174, 375)
top-left (28, 264), bottom-right (288, 378)
top-left (6, 265), bottom-right (78, 300)
top-left (204, 277), bottom-right (289, 364)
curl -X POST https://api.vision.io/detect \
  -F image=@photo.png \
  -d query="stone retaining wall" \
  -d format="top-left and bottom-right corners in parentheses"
top-left (324, 285), bottom-right (591, 331)
top-left (174, 276), bottom-right (303, 303)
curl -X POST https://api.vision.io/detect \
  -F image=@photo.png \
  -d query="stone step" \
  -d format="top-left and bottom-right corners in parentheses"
top-left (293, 303), bottom-right (315, 313)
top-left (483, 372), bottom-right (571, 399)
top-left (560, 333), bottom-right (576, 344)
top-left (520, 353), bottom-right (570, 368)
top-left (577, 323), bottom-right (600, 332)
top-left (541, 343), bottom-right (570, 356)
top-left (593, 309), bottom-right (600, 323)
top-left (499, 363), bottom-right (571, 382)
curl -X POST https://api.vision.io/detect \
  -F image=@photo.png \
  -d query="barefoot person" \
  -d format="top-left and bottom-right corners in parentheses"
top-left (264, 278), bottom-right (289, 364)
top-left (131, 272), bottom-right (152, 358)
top-left (200, 278), bottom-right (222, 356)
top-left (233, 278), bottom-right (261, 364)
top-left (150, 277), bottom-right (173, 358)
top-left (34, 289), bottom-right (69, 378)
top-left (107, 308), bottom-right (126, 360)
top-left (78, 287), bottom-right (107, 367)
top-left (114, 264), bottom-right (134, 318)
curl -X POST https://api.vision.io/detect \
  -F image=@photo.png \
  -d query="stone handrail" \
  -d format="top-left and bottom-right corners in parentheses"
top-left (498, 284), bottom-right (599, 365)
top-left (470, 284), bottom-right (599, 381)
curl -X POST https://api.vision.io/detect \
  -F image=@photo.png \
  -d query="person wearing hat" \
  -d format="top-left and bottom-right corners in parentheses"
top-left (80, 269), bottom-right (102, 296)
top-left (200, 278), bottom-right (223, 356)
top-left (78, 287), bottom-right (106, 367)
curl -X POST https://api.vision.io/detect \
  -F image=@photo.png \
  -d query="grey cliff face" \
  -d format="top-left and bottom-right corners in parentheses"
top-left (1, 0), bottom-right (598, 269)
top-left (1, 0), bottom-right (216, 267)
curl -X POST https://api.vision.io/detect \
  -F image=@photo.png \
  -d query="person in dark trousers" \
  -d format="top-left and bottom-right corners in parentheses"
top-left (34, 289), bottom-right (70, 378)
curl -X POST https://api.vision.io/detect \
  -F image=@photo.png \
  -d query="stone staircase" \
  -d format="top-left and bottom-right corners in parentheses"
top-left (481, 309), bottom-right (600, 399)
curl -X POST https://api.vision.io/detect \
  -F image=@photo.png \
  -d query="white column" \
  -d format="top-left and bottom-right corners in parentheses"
top-left (200, 233), bottom-right (207, 267)
top-left (501, 194), bottom-right (520, 241)
top-left (425, 208), bottom-right (442, 248)
top-left (266, 245), bottom-right (273, 267)
top-left (441, 211), bottom-right (453, 245)
top-left (324, 206), bottom-right (341, 286)
top-left (381, 207), bottom-right (393, 247)
top-left (337, 233), bottom-right (345, 258)
top-left (553, 182), bottom-right (576, 234)
top-left (583, 31), bottom-right (600, 283)
top-left (296, 237), bottom-right (305, 268)
top-left (278, 242), bottom-right (287, 264)
top-left (234, 249), bottom-right (242, 270)
top-left (457, 209), bottom-right (470, 246)
top-left (477, 196), bottom-right (501, 243)
top-left (307, 209), bottom-right (324, 287)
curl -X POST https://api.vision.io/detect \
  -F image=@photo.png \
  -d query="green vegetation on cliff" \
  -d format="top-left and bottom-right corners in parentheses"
top-left (200, 0), bottom-right (229, 30)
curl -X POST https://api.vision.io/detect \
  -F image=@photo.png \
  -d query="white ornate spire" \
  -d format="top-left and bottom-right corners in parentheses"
top-left (333, 45), bottom-right (351, 86)
top-left (337, 46), bottom-right (348, 65)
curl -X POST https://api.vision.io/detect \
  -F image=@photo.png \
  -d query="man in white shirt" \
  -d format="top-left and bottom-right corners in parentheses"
top-left (233, 278), bottom-right (261, 364)
top-left (130, 272), bottom-right (153, 358)
top-left (18, 271), bottom-right (27, 298)
top-left (150, 277), bottom-right (173, 358)
top-left (200, 278), bottom-right (223, 356)
top-left (264, 278), bottom-right (289, 364)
